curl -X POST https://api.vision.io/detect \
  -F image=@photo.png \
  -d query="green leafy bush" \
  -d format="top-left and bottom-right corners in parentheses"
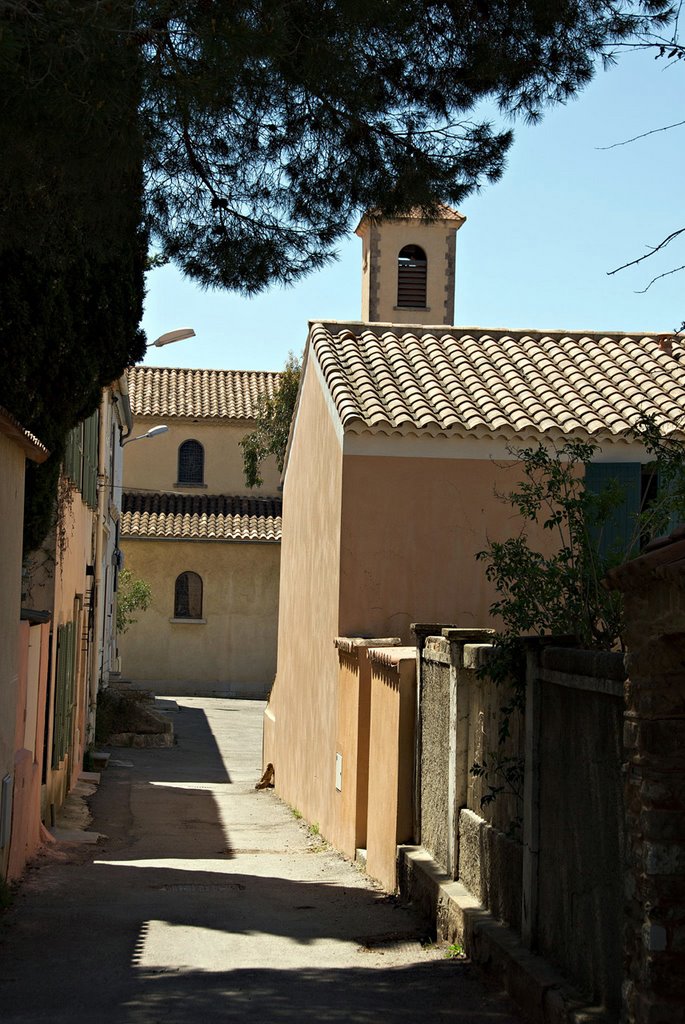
top-left (116, 569), bottom-right (152, 635)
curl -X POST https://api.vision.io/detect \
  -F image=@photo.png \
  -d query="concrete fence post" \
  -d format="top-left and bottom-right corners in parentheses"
top-left (442, 628), bottom-right (495, 880)
top-left (411, 624), bottom-right (458, 848)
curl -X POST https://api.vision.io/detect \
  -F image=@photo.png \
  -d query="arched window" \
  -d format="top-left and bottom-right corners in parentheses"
top-left (177, 439), bottom-right (204, 485)
top-left (397, 244), bottom-right (427, 308)
top-left (174, 572), bottom-right (203, 619)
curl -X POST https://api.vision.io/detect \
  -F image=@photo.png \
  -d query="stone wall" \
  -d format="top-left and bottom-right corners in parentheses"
top-left (608, 535), bottom-right (685, 1024)
top-left (411, 628), bottom-right (628, 1018)
top-left (415, 627), bottom-right (522, 925)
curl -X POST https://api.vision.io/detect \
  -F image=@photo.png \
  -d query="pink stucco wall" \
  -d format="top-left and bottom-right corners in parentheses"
top-left (8, 620), bottom-right (50, 881)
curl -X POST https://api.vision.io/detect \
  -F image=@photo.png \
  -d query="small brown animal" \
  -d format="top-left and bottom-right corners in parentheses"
top-left (255, 762), bottom-right (275, 790)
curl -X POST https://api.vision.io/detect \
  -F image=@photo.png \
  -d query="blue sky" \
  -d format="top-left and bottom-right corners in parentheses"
top-left (142, 47), bottom-right (683, 373)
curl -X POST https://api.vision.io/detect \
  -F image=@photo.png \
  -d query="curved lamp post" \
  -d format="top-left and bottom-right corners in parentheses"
top-left (121, 424), bottom-right (169, 447)
top-left (148, 328), bottom-right (196, 348)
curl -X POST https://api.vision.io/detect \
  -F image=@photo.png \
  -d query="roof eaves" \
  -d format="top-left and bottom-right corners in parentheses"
top-left (0, 406), bottom-right (49, 463)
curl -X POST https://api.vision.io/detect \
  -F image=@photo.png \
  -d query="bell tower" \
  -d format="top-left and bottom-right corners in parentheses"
top-left (355, 206), bottom-right (466, 325)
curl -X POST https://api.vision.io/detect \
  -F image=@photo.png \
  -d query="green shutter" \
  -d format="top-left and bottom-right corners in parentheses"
top-left (52, 621), bottom-right (78, 769)
top-left (52, 625), bottom-right (66, 768)
top-left (83, 410), bottom-right (99, 509)
top-left (63, 422), bottom-right (83, 489)
top-left (63, 411), bottom-right (98, 505)
top-left (584, 462), bottom-right (641, 563)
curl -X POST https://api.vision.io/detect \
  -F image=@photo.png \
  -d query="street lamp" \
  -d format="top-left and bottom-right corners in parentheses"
top-left (121, 425), bottom-right (169, 447)
top-left (148, 328), bottom-right (196, 349)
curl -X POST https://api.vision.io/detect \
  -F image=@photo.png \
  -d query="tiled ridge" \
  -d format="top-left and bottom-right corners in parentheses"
top-left (310, 323), bottom-right (685, 441)
top-left (121, 491), bottom-right (282, 542)
top-left (127, 366), bottom-right (282, 420)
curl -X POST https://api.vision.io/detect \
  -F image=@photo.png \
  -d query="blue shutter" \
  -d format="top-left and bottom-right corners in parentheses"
top-left (659, 471), bottom-right (685, 536)
top-left (584, 462), bottom-right (641, 562)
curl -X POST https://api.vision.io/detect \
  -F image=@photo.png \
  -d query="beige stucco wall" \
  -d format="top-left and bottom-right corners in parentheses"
top-left (0, 433), bottom-right (26, 878)
top-left (263, 362), bottom-right (344, 834)
top-left (123, 417), bottom-right (281, 496)
top-left (357, 217), bottom-right (461, 325)
top-left (119, 538), bottom-right (280, 696)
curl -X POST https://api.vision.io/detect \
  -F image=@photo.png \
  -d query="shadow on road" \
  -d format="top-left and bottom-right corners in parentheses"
top-left (0, 698), bottom-right (522, 1024)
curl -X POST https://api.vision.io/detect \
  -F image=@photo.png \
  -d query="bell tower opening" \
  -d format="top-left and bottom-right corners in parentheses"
top-left (397, 245), bottom-right (427, 309)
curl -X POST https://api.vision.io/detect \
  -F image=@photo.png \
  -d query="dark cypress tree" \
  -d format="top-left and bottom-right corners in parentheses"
top-left (0, 1), bottom-right (674, 549)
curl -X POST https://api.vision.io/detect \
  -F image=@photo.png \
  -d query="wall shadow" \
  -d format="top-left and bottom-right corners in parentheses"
top-left (0, 862), bottom-right (521, 1023)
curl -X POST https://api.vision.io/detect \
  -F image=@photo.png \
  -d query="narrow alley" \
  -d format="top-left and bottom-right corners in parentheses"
top-left (0, 698), bottom-right (524, 1023)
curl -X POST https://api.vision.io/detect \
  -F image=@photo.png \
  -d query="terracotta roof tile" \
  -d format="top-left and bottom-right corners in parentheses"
top-left (0, 405), bottom-right (49, 462)
top-left (356, 205), bottom-right (465, 229)
top-left (127, 366), bottom-right (282, 420)
top-left (309, 323), bottom-right (685, 442)
top-left (121, 492), bottom-right (282, 542)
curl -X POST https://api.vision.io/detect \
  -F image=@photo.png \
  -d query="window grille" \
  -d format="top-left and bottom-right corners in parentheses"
top-left (174, 572), bottom-right (203, 619)
top-left (397, 244), bottom-right (427, 308)
top-left (178, 439), bottom-right (204, 485)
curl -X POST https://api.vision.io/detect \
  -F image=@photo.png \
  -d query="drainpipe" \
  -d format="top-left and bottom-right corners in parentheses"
top-left (87, 390), bottom-right (110, 749)
top-left (117, 371), bottom-right (133, 442)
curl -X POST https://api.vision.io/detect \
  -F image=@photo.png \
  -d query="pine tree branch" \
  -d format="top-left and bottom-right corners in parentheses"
top-left (607, 227), bottom-right (685, 276)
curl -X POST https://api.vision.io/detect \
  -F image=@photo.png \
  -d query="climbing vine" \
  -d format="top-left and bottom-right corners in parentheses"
top-left (471, 426), bottom-right (685, 823)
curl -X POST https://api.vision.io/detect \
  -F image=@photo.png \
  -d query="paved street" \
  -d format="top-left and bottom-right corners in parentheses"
top-left (0, 697), bottom-right (524, 1023)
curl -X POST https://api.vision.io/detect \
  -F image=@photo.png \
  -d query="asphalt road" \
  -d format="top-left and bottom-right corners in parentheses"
top-left (0, 697), bottom-right (525, 1023)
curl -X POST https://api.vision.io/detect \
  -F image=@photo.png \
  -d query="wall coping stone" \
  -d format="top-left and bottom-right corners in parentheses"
top-left (334, 636), bottom-right (401, 654)
top-left (411, 623), bottom-right (460, 650)
top-left (367, 645), bottom-right (416, 668)
top-left (463, 644), bottom-right (496, 670)
top-left (422, 635), bottom-right (451, 665)
top-left (442, 627), bottom-right (496, 643)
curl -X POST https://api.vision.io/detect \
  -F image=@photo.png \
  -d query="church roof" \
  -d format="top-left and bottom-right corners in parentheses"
top-left (127, 366), bottom-right (281, 420)
top-left (121, 492), bottom-right (282, 542)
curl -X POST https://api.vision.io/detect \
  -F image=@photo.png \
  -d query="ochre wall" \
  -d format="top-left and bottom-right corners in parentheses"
top-left (119, 538), bottom-right (280, 696)
top-left (338, 453), bottom-right (559, 641)
top-left (330, 645), bottom-right (370, 859)
top-left (263, 363), bottom-right (344, 834)
top-left (123, 417), bottom-right (281, 496)
top-left (365, 651), bottom-right (416, 892)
